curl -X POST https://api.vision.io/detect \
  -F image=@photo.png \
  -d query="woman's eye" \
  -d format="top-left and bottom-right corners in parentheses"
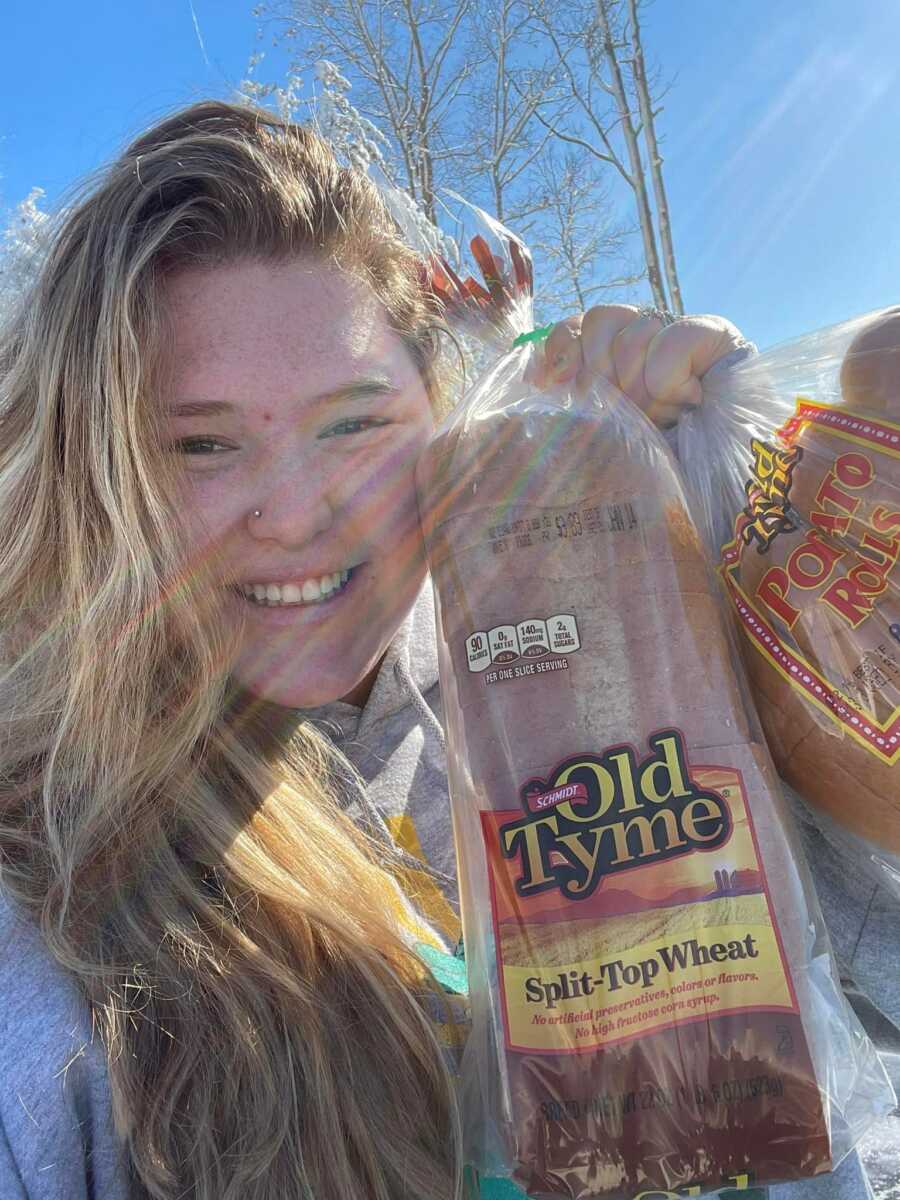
top-left (319, 417), bottom-right (389, 439)
top-left (175, 437), bottom-right (235, 456)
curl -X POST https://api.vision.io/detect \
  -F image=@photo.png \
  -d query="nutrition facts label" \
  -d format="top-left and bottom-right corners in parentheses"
top-left (466, 614), bottom-right (580, 672)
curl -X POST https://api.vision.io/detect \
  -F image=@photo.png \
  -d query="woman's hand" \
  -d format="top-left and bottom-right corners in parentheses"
top-left (528, 304), bottom-right (749, 428)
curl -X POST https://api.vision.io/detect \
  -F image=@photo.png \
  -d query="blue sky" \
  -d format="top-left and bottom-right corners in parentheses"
top-left (2, 0), bottom-right (899, 349)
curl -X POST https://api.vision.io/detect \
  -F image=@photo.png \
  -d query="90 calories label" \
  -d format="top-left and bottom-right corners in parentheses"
top-left (466, 614), bottom-right (581, 680)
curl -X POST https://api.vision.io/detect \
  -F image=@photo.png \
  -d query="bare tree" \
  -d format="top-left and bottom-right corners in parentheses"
top-left (522, 0), bottom-right (682, 313)
top-left (591, 0), bottom-right (668, 310)
top-left (625, 0), bottom-right (682, 313)
top-left (246, 0), bottom-right (690, 317)
top-left (531, 146), bottom-right (641, 317)
top-left (252, 0), bottom-right (480, 223)
top-left (0, 189), bottom-right (51, 327)
top-left (459, 0), bottom-right (555, 231)
top-left (309, 59), bottom-right (392, 171)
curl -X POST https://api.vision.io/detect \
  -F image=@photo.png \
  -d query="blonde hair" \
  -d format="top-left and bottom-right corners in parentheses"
top-left (0, 102), bottom-right (463, 1199)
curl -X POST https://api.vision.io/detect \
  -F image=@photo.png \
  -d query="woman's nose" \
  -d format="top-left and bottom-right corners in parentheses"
top-left (246, 458), bottom-right (335, 548)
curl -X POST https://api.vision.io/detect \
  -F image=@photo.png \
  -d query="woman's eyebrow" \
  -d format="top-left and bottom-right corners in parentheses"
top-left (168, 378), bottom-right (399, 418)
top-left (311, 378), bottom-right (400, 404)
top-left (168, 399), bottom-right (235, 418)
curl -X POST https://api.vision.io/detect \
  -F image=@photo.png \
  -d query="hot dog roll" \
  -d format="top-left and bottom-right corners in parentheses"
top-left (726, 310), bottom-right (900, 851)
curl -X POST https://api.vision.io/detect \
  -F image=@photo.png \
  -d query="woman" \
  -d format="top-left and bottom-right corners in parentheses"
top-left (0, 101), bottom-right (881, 1200)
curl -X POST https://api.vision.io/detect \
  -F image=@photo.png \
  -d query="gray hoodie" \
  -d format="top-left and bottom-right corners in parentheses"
top-left (0, 585), bottom-right (897, 1199)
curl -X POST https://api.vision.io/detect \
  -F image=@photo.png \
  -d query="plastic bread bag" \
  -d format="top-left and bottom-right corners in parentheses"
top-left (413, 205), bottom-right (895, 1199)
top-left (675, 309), bottom-right (900, 899)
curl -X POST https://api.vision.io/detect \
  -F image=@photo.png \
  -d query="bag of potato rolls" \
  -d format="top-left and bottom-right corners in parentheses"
top-left (416, 206), bottom-right (894, 1199)
top-left (677, 309), bottom-right (900, 901)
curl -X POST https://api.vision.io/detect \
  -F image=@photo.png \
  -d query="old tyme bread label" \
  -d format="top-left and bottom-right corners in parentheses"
top-left (419, 406), bottom-right (836, 1196)
top-left (481, 730), bottom-right (796, 1056)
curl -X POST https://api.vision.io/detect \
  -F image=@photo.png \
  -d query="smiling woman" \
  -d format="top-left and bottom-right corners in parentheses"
top-left (0, 97), bottom-right (802, 1200)
top-left (0, 101), bottom-right (462, 1200)
top-left (163, 258), bottom-right (434, 708)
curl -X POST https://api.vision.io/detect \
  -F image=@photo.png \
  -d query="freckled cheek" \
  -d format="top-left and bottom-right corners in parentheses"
top-left (332, 434), bottom-right (429, 542)
top-left (175, 481), bottom-right (253, 569)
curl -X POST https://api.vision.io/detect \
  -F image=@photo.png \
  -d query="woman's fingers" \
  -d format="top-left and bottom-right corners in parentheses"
top-left (531, 304), bottom-right (639, 391)
top-left (529, 314), bottom-right (583, 388)
top-left (643, 315), bottom-right (747, 426)
top-left (575, 304), bottom-right (641, 392)
top-left (528, 306), bottom-right (748, 430)
top-left (608, 312), bottom-right (666, 410)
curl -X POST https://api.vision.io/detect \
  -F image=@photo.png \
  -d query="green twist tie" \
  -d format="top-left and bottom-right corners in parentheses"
top-left (512, 324), bottom-right (554, 348)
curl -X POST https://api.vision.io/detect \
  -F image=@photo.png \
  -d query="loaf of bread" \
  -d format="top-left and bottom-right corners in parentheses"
top-left (417, 396), bottom-right (871, 1198)
top-left (727, 310), bottom-right (900, 852)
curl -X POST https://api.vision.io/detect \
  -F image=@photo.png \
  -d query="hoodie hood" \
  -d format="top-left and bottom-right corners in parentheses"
top-left (296, 583), bottom-right (460, 951)
top-left (299, 582), bottom-right (440, 742)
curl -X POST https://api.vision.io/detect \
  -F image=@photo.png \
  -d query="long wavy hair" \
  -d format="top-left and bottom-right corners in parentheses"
top-left (0, 101), bottom-right (463, 1199)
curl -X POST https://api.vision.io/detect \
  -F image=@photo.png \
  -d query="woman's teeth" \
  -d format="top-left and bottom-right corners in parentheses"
top-left (241, 569), bottom-right (352, 607)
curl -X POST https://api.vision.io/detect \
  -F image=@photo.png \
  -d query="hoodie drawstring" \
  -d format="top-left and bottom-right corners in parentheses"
top-left (393, 657), bottom-right (446, 755)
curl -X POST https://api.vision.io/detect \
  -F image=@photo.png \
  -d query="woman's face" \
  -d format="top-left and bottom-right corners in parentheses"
top-left (162, 258), bottom-right (434, 709)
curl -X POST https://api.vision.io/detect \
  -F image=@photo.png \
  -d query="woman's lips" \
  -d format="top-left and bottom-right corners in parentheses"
top-left (239, 566), bottom-right (355, 607)
top-left (230, 563), bottom-right (365, 623)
